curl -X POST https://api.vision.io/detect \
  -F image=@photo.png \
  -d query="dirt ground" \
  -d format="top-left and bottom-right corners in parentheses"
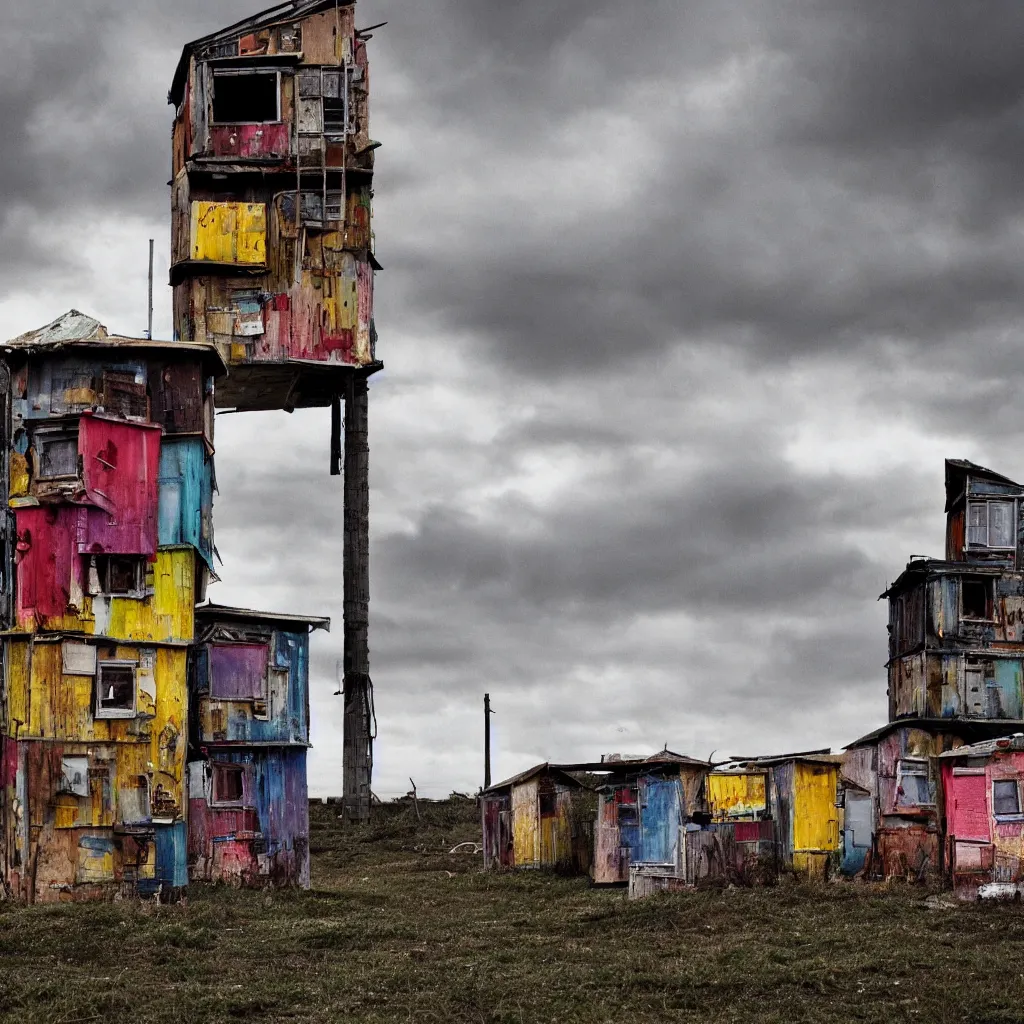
top-left (1, 799), bottom-right (1024, 1023)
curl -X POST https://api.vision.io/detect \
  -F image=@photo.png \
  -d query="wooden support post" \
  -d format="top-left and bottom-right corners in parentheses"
top-left (342, 374), bottom-right (372, 823)
top-left (484, 693), bottom-right (492, 790)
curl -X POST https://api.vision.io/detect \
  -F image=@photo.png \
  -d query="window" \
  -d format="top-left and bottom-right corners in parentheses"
top-left (60, 757), bottom-right (89, 798)
top-left (897, 759), bottom-right (932, 806)
top-left (95, 662), bottom-right (136, 719)
top-left (87, 555), bottom-right (145, 597)
top-left (962, 577), bottom-right (994, 620)
top-left (34, 427), bottom-right (79, 480)
top-left (968, 500), bottom-right (1015, 549)
top-left (539, 791), bottom-right (557, 817)
top-left (212, 763), bottom-right (245, 806)
top-left (209, 643), bottom-right (269, 701)
top-left (323, 96), bottom-right (348, 134)
top-left (994, 779), bottom-right (1021, 816)
top-left (212, 71), bottom-right (280, 124)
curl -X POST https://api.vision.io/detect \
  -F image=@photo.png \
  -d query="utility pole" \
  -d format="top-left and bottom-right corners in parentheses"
top-left (147, 239), bottom-right (154, 340)
top-left (341, 374), bottom-right (372, 822)
top-left (484, 693), bottom-right (493, 789)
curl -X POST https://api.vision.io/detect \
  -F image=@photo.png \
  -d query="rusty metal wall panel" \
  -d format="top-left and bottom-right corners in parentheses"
top-left (209, 124), bottom-right (291, 161)
top-left (78, 415), bottom-right (161, 556)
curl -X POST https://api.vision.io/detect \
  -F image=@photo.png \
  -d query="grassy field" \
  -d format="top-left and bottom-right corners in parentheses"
top-left (2, 800), bottom-right (1024, 1023)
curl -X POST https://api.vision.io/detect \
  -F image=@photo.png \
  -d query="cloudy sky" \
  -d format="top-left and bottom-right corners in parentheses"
top-left (4, 1), bottom-right (1024, 796)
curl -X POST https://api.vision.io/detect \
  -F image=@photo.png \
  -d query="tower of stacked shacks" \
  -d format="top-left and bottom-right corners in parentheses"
top-left (842, 459), bottom-right (1024, 886)
top-left (0, 0), bottom-right (379, 902)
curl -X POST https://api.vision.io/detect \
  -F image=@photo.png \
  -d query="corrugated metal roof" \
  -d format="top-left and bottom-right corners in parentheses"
top-left (3, 310), bottom-right (226, 374)
top-left (844, 718), bottom-right (1024, 750)
top-left (939, 733), bottom-right (1024, 759)
top-left (195, 602), bottom-right (330, 632)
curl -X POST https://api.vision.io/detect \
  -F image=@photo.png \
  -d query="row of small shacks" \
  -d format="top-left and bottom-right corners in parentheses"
top-left (482, 730), bottom-right (1024, 900)
top-left (485, 458), bottom-right (1024, 900)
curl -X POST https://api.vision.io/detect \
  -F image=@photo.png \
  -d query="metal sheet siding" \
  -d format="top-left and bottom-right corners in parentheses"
top-left (79, 415), bottom-right (161, 555)
top-left (708, 773), bottom-right (767, 819)
top-left (947, 771), bottom-right (990, 841)
top-left (190, 202), bottom-right (267, 266)
top-left (209, 124), bottom-right (290, 160)
top-left (195, 630), bottom-right (309, 745)
top-left (15, 507), bottom-right (84, 629)
top-left (158, 437), bottom-right (214, 568)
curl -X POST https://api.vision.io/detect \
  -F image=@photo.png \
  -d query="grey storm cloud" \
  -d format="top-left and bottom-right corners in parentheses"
top-left (4, 0), bottom-right (1024, 792)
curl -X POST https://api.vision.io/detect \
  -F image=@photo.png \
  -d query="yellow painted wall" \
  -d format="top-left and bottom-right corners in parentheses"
top-left (19, 549), bottom-right (195, 643)
top-left (792, 763), bottom-right (839, 853)
top-left (5, 640), bottom-right (187, 818)
top-left (708, 772), bottom-right (767, 820)
top-left (512, 779), bottom-right (539, 867)
top-left (98, 549), bottom-right (195, 644)
top-left (191, 202), bottom-right (266, 265)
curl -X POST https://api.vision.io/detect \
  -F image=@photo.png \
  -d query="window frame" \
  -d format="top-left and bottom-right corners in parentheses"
top-left (896, 758), bottom-right (933, 808)
top-left (961, 575), bottom-right (995, 622)
top-left (967, 499), bottom-right (1016, 551)
top-left (33, 426), bottom-right (80, 481)
top-left (95, 660), bottom-right (137, 720)
top-left (211, 69), bottom-right (282, 126)
top-left (993, 778), bottom-right (1023, 819)
top-left (211, 762), bottom-right (246, 808)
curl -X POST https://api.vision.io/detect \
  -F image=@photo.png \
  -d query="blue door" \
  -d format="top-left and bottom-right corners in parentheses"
top-left (841, 792), bottom-right (872, 876)
top-left (639, 775), bottom-right (682, 864)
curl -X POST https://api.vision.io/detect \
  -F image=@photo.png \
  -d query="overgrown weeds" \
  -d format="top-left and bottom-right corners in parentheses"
top-left (1, 799), bottom-right (1023, 1023)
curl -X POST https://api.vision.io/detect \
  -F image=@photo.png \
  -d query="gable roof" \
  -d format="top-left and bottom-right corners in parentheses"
top-left (945, 458), bottom-right (1023, 512)
top-left (483, 763), bottom-right (584, 795)
top-left (170, 0), bottom-right (356, 106)
top-left (3, 310), bottom-right (225, 374)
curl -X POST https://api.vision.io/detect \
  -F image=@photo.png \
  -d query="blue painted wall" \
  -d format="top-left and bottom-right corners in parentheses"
top-left (193, 629), bottom-right (310, 745)
top-left (158, 436), bottom-right (214, 569)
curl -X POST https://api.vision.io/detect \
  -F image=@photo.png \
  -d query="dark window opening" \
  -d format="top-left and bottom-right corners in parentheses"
top-left (96, 663), bottom-right (136, 719)
top-left (994, 779), bottom-right (1021, 816)
top-left (34, 428), bottom-right (79, 480)
top-left (323, 97), bottom-right (348, 133)
top-left (963, 577), bottom-right (994, 620)
top-left (88, 555), bottom-right (145, 597)
top-left (539, 791), bottom-right (557, 816)
top-left (213, 764), bottom-right (245, 804)
top-left (212, 71), bottom-right (280, 124)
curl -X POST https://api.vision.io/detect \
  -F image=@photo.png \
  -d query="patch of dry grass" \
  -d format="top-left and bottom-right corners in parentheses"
top-left (2, 799), bottom-right (1024, 1023)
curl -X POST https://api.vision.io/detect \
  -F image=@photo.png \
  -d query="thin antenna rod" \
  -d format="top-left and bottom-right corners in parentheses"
top-left (147, 239), bottom-right (154, 340)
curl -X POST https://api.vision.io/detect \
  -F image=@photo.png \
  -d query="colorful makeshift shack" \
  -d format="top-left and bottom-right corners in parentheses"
top-left (843, 719), bottom-right (1024, 882)
top-left (758, 754), bottom-right (842, 878)
top-left (187, 603), bottom-right (329, 887)
top-left (0, 312), bottom-right (223, 901)
top-left (481, 764), bottom-right (591, 873)
top-left (590, 752), bottom-right (712, 884)
top-left (940, 733), bottom-right (1024, 899)
top-left (680, 765), bottom-right (778, 886)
